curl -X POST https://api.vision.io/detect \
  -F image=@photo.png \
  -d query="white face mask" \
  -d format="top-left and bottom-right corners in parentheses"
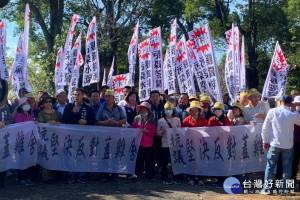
top-left (22, 104), bottom-right (31, 112)
top-left (214, 110), bottom-right (223, 117)
top-left (141, 112), bottom-right (148, 117)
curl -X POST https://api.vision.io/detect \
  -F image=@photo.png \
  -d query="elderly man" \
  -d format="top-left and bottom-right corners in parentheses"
top-left (261, 95), bottom-right (300, 195)
top-left (96, 89), bottom-right (126, 127)
top-left (243, 88), bottom-right (270, 124)
top-left (96, 89), bottom-right (126, 182)
top-left (174, 93), bottom-right (189, 123)
top-left (55, 89), bottom-right (68, 116)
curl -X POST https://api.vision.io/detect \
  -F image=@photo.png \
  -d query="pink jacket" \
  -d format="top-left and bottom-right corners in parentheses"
top-left (132, 114), bottom-right (157, 147)
top-left (14, 112), bottom-right (34, 123)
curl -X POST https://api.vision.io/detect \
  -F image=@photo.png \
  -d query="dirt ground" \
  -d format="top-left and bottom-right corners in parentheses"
top-left (0, 172), bottom-right (299, 200)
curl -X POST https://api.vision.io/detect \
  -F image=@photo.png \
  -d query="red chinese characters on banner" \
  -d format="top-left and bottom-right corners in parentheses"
top-left (175, 36), bottom-right (196, 95)
top-left (149, 27), bottom-right (164, 91)
top-left (111, 73), bottom-right (130, 102)
top-left (138, 38), bottom-right (151, 101)
top-left (188, 24), bottom-right (222, 102)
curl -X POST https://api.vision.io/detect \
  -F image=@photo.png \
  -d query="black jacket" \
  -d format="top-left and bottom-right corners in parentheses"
top-left (62, 102), bottom-right (95, 125)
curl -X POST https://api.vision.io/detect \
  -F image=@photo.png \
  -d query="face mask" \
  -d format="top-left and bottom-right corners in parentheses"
top-left (22, 104), bottom-right (31, 112)
top-left (214, 110), bottom-right (223, 117)
top-left (165, 109), bottom-right (173, 116)
top-left (141, 112), bottom-right (148, 117)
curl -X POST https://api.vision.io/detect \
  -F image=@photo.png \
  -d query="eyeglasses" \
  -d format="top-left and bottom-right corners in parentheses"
top-left (44, 101), bottom-right (52, 103)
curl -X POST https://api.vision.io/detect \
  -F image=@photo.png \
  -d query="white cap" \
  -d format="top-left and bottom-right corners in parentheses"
top-left (56, 89), bottom-right (66, 96)
top-left (293, 96), bottom-right (300, 104)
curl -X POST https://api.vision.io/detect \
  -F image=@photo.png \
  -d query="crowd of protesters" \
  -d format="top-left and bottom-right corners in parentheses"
top-left (0, 86), bottom-right (300, 196)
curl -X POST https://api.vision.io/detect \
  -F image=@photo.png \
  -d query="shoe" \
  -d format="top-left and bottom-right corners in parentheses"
top-left (136, 177), bottom-right (143, 183)
top-left (163, 178), bottom-right (172, 185)
top-left (188, 180), bottom-right (194, 185)
top-left (216, 181), bottom-right (223, 188)
top-left (66, 178), bottom-right (75, 184)
top-left (26, 179), bottom-right (33, 185)
top-left (198, 180), bottom-right (205, 186)
top-left (145, 179), bottom-right (152, 183)
top-left (77, 177), bottom-right (87, 184)
top-left (20, 179), bottom-right (27, 185)
top-left (260, 189), bottom-right (271, 195)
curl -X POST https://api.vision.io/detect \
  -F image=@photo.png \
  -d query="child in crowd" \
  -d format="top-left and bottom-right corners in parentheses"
top-left (230, 102), bottom-right (245, 125)
top-left (157, 102), bottom-right (181, 184)
top-left (132, 102), bottom-right (157, 183)
top-left (182, 101), bottom-right (207, 186)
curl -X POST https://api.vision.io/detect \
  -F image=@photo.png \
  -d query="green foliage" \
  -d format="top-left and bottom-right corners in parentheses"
top-left (1, 0), bottom-right (299, 96)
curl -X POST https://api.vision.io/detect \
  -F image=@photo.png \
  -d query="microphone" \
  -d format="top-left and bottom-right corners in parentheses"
top-left (74, 102), bottom-right (79, 114)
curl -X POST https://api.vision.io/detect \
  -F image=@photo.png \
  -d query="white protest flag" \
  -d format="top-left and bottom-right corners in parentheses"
top-left (102, 68), bottom-right (107, 86)
top-left (186, 39), bottom-right (210, 94)
top-left (138, 38), bottom-right (151, 101)
top-left (0, 20), bottom-right (9, 81)
top-left (149, 27), bottom-right (164, 91)
top-left (107, 56), bottom-right (115, 89)
top-left (226, 26), bottom-right (240, 96)
top-left (111, 73), bottom-right (130, 102)
top-left (54, 47), bottom-right (64, 91)
top-left (11, 35), bottom-right (25, 95)
top-left (240, 36), bottom-right (246, 92)
top-left (128, 20), bottom-right (139, 86)
top-left (164, 19), bottom-right (177, 95)
top-left (262, 41), bottom-right (290, 98)
top-left (66, 32), bottom-right (82, 85)
top-left (163, 50), bottom-right (168, 91)
top-left (82, 17), bottom-right (100, 87)
top-left (188, 24), bottom-right (222, 102)
top-left (224, 23), bottom-right (237, 102)
top-left (175, 36), bottom-right (196, 95)
top-left (58, 14), bottom-right (79, 86)
top-left (68, 33), bottom-right (83, 103)
top-left (23, 4), bottom-right (31, 92)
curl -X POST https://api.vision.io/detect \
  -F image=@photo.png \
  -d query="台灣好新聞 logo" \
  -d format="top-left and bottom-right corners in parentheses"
top-left (223, 177), bottom-right (242, 194)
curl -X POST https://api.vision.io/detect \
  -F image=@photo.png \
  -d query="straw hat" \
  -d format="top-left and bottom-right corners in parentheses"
top-left (105, 89), bottom-right (114, 96)
top-left (164, 101), bottom-right (174, 110)
top-left (211, 102), bottom-right (225, 112)
top-left (248, 88), bottom-right (260, 97)
top-left (186, 101), bottom-right (203, 114)
top-left (232, 102), bottom-right (243, 111)
top-left (200, 95), bottom-right (211, 102)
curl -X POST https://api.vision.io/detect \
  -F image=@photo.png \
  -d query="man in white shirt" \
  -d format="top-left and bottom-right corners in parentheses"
top-left (243, 88), bottom-right (270, 124)
top-left (261, 95), bottom-right (300, 195)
